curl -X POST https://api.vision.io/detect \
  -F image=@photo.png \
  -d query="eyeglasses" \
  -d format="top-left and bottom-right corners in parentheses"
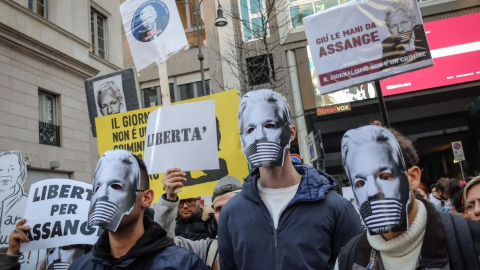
top-left (179, 198), bottom-right (200, 206)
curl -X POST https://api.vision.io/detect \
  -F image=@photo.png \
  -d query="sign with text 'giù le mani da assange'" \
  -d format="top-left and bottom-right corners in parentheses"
top-left (144, 100), bottom-right (219, 174)
top-left (304, 0), bottom-right (433, 94)
top-left (21, 179), bottom-right (101, 252)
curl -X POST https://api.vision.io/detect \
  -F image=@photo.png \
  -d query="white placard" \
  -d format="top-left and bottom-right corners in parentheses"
top-left (144, 100), bottom-right (219, 174)
top-left (304, 0), bottom-right (433, 94)
top-left (92, 74), bottom-right (127, 117)
top-left (306, 132), bottom-right (319, 163)
top-left (20, 179), bottom-right (101, 252)
top-left (121, 0), bottom-right (189, 71)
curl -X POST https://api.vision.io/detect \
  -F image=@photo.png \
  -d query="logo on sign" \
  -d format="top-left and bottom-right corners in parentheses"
top-left (317, 102), bottom-right (351, 116)
top-left (132, 0), bottom-right (170, 43)
top-left (291, 154), bottom-right (302, 163)
top-left (309, 144), bottom-right (315, 160)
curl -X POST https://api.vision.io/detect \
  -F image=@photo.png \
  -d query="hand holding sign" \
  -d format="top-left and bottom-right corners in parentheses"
top-left (163, 168), bottom-right (186, 200)
top-left (7, 219), bottom-right (30, 256)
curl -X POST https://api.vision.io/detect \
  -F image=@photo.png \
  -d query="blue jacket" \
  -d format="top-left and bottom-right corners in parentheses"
top-left (70, 216), bottom-right (207, 270)
top-left (218, 164), bottom-right (362, 270)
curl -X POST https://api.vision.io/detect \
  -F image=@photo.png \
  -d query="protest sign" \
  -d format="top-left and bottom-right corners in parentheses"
top-left (304, 0), bottom-right (433, 94)
top-left (84, 68), bottom-right (140, 137)
top-left (121, 0), bottom-right (189, 71)
top-left (20, 179), bottom-right (101, 252)
top-left (144, 100), bottom-right (218, 173)
top-left (95, 89), bottom-right (249, 201)
top-left (0, 150), bottom-right (44, 269)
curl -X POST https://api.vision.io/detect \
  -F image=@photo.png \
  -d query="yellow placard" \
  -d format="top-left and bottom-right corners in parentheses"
top-left (95, 89), bottom-right (248, 201)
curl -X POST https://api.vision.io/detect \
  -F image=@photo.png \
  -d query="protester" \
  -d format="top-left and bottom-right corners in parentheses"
top-left (175, 196), bottom-right (217, 241)
top-left (218, 89), bottom-right (362, 270)
top-left (464, 176), bottom-right (480, 221)
top-left (155, 172), bottom-right (242, 270)
top-left (69, 150), bottom-right (206, 270)
top-left (337, 124), bottom-right (480, 270)
top-left (448, 179), bottom-right (467, 216)
top-left (436, 177), bottom-right (454, 209)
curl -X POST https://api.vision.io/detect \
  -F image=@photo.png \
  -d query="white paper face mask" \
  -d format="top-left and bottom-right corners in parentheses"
top-left (341, 126), bottom-right (411, 235)
top-left (88, 150), bottom-right (141, 232)
top-left (238, 89), bottom-right (291, 168)
top-left (46, 245), bottom-right (84, 270)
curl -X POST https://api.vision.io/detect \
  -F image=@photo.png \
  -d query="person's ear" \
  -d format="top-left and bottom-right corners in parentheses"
top-left (290, 125), bottom-right (296, 141)
top-left (200, 199), bottom-right (205, 208)
top-left (141, 189), bottom-right (154, 208)
top-left (407, 166), bottom-right (421, 190)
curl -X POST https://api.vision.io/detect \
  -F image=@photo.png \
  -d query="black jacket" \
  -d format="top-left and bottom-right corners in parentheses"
top-left (176, 209), bottom-right (217, 241)
top-left (69, 215), bottom-right (207, 270)
top-left (381, 24), bottom-right (431, 68)
top-left (218, 164), bottom-right (363, 270)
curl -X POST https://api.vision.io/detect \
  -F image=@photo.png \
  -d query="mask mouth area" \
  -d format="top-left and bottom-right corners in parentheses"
top-left (245, 142), bottom-right (281, 166)
top-left (88, 200), bottom-right (120, 227)
top-left (360, 198), bottom-right (403, 231)
top-left (48, 263), bottom-right (71, 270)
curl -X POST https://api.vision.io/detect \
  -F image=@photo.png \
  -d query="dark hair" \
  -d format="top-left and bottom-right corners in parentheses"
top-left (133, 154), bottom-right (149, 190)
top-left (212, 184), bottom-right (241, 203)
top-left (436, 177), bottom-right (454, 195)
top-left (370, 121), bottom-right (419, 168)
top-left (430, 183), bottom-right (437, 191)
top-left (450, 186), bottom-right (465, 213)
top-left (445, 179), bottom-right (460, 198)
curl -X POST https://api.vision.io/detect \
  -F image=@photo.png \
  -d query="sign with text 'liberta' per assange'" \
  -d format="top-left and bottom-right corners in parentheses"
top-left (304, 0), bottom-right (433, 94)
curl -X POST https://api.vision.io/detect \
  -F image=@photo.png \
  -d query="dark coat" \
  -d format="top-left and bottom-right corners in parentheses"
top-left (69, 215), bottom-right (207, 270)
top-left (338, 200), bottom-right (480, 270)
top-left (381, 25), bottom-right (431, 68)
top-left (218, 164), bottom-right (363, 270)
top-left (176, 208), bottom-right (218, 241)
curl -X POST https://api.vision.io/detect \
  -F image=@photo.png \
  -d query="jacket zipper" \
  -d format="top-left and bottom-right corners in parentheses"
top-left (274, 229), bottom-right (278, 248)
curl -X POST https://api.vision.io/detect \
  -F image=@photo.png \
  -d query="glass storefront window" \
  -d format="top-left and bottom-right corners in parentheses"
top-left (289, 4), bottom-right (314, 28)
top-left (289, 0), bottom-right (353, 28)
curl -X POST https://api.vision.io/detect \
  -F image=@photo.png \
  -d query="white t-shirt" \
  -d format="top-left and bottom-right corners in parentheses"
top-left (257, 183), bottom-right (299, 229)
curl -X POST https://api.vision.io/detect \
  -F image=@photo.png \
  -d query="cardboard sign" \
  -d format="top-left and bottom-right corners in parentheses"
top-left (95, 90), bottom-right (249, 201)
top-left (304, 0), bottom-right (433, 94)
top-left (121, 0), bottom-right (189, 71)
top-left (84, 68), bottom-right (140, 137)
top-left (144, 100), bottom-right (219, 173)
top-left (21, 179), bottom-right (101, 252)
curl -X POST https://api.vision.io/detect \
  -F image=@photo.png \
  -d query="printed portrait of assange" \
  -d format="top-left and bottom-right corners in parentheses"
top-left (46, 245), bottom-right (85, 270)
top-left (88, 150), bottom-right (141, 232)
top-left (137, 4), bottom-right (168, 42)
top-left (96, 82), bottom-right (124, 116)
top-left (0, 151), bottom-right (27, 209)
top-left (238, 89), bottom-right (292, 168)
top-left (341, 125), bottom-right (411, 235)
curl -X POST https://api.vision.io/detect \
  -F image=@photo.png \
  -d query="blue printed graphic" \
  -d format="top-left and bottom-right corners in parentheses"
top-left (131, 0), bottom-right (170, 42)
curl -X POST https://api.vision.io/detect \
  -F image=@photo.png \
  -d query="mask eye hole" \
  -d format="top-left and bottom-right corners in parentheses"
top-left (264, 123), bottom-right (276, 129)
top-left (94, 185), bottom-right (100, 193)
top-left (246, 127), bottom-right (255, 134)
top-left (111, 184), bottom-right (123, 191)
top-left (61, 246), bottom-right (72, 250)
top-left (379, 172), bottom-right (395, 181)
top-left (355, 180), bottom-right (365, 188)
top-left (47, 248), bottom-right (55, 255)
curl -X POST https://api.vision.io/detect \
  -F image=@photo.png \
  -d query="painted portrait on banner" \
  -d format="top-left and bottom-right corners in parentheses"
top-left (93, 75), bottom-right (127, 117)
top-left (132, 1), bottom-right (170, 42)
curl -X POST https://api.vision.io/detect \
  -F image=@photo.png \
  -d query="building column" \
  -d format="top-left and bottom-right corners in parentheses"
top-left (286, 50), bottom-right (310, 166)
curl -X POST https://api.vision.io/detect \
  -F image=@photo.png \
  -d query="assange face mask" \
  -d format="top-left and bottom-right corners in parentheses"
top-left (88, 150), bottom-right (141, 232)
top-left (341, 125), bottom-right (412, 235)
top-left (238, 89), bottom-right (292, 168)
top-left (46, 245), bottom-right (84, 270)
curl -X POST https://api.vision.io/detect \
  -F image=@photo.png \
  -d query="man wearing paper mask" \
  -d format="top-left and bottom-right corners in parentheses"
top-left (336, 125), bottom-right (480, 270)
top-left (218, 89), bottom-right (362, 270)
top-left (70, 150), bottom-right (206, 270)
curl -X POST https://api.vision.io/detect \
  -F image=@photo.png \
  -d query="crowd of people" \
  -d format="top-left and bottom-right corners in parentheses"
top-left (1, 89), bottom-right (480, 270)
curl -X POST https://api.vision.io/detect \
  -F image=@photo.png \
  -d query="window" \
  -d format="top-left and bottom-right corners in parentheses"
top-left (91, 8), bottom-right (107, 59)
top-left (239, 0), bottom-right (268, 41)
top-left (38, 91), bottom-right (60, 147)
top-left (28, 0), bottom-right (48, 18)
top-left (177, 80), bottom-right (211, 101)
top-left (288, 0), bottom-right (352, 28)
top-left (246, 54), bottom-right (274, 86)
top-left (141, 84), bottom-right (175, 108)
top-left (177, 0), bottom-right (206, 46)
top-left (417, 0), bottom-right (456, 7)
